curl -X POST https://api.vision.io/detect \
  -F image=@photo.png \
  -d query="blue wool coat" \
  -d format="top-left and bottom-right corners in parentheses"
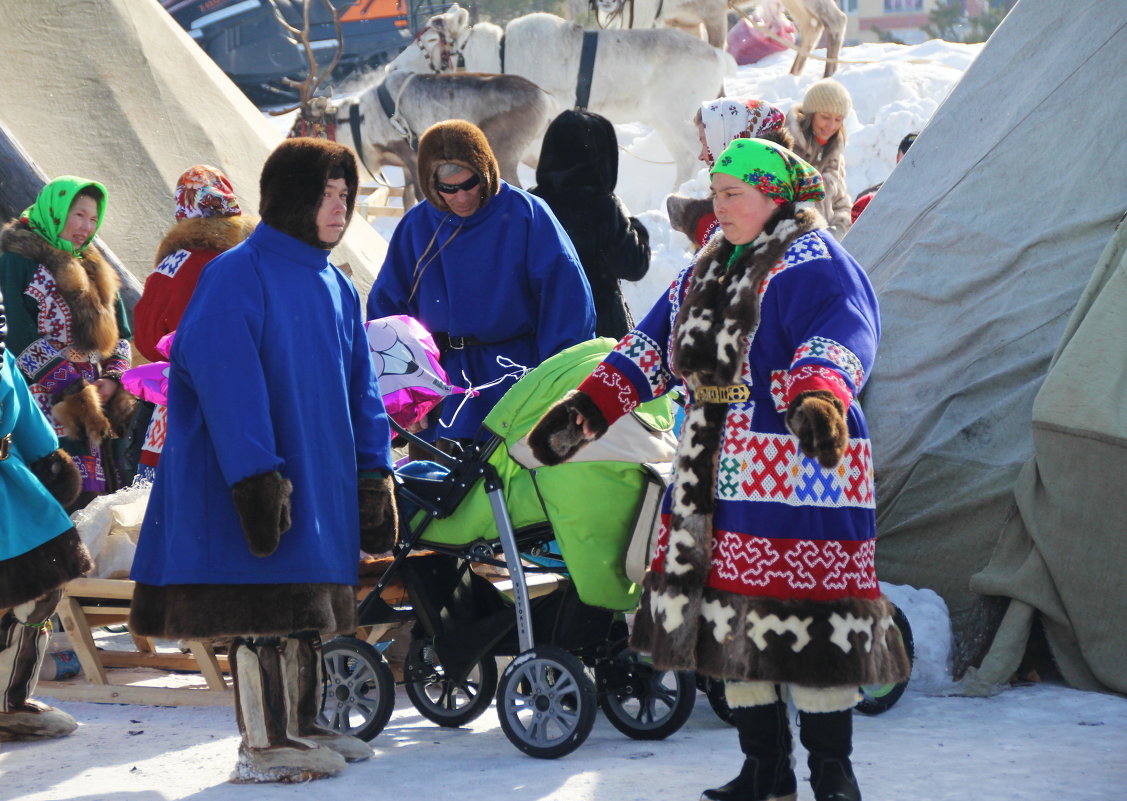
top-left (0, 349), bottom-right (73, 561)
top-left (131, 223), bottom-right (393, 587)
top-left (367, 182), bottom-right (595, 439)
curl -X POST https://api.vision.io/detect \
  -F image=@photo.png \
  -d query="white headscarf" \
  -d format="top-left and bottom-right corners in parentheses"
top-left (699, 98), bottom-right (786, 166)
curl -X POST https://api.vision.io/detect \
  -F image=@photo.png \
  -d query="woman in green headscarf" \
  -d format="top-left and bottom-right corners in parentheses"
top-left (528, 138), bottom-right (907, 801)
top-left (0, 176), bottom-right (135, 509)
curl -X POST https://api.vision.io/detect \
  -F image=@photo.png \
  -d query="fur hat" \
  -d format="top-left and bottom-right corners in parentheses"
top-left (801, 78), bottom-right (852, 118)
top-left (259, 137), bottom-right (358, 248)
top-left (416, 120), bottom-right (501, 212)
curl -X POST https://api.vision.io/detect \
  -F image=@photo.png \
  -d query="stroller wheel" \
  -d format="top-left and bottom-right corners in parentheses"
top-left (318, 636), bottom-right (396, 741)
top-left (857, 604), bottom-right (915, 716)
top-left (403, 638), bottom-right (498, 727)
top-left (496, 645), bottom-right (597, 759)
top-left (597, 648), bottom-right (696, 740)
top-left (699, 675), bottom-right (735, 725)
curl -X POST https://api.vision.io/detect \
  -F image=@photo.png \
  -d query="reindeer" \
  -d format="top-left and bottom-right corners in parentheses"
top-left (778, 0), bottom-right (846, 78)
top-left (334, 70), bottom-right (555, 208)
top-left (387, 5), bottom-right (736, 187)
top-left (591, 0), bottom-right (847, 78)
top-left (263, 0), bottom-right (344, 138)
top-left (591, 0), bottom-right (729, 50)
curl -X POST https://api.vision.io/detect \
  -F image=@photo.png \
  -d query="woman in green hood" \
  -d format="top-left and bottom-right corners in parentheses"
top-left (0, 176), bottom-right (136, 509)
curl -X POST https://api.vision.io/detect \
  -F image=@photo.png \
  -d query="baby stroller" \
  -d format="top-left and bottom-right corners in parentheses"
top-left (318, 339), bottom-right (696, 758)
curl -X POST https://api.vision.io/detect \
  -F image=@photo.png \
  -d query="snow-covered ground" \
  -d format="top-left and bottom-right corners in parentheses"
top-left (5, 583), bottom-right (1126, 800)
top-left (5, 38), bottom-right (1127, 801)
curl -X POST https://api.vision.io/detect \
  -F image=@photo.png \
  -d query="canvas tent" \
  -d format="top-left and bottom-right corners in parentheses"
top-left (0, 0), bottom-right (388, 299)
top-left (845, 0), bottom-right (1127, 695)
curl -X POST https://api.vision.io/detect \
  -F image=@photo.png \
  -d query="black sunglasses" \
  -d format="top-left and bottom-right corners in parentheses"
top-left (435, 173), bottom-right (481, 195)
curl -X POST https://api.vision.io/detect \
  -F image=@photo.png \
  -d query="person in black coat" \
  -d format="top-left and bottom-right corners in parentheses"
top-left (531, 110), bottom-right (650, 339)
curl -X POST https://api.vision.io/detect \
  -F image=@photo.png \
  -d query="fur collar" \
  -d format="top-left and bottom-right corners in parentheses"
top-left (153, 214), bottom-right (257, 266)
top-left (0, 220), bottom-right (121, 356)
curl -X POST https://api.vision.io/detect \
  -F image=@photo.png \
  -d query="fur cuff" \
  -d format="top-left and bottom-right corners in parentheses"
top-left (358, 472), bottom-right (398, 554)
top-left (231, 471), bottom-right (293, 557)
top-left (785, 390), bottom-right (848, 469)
top-left (527, 390), bottom-right (608, 466)
top-left (51, 383), bottom-right (112, 442)
top-left (29, 449), bottom-right (82, 507)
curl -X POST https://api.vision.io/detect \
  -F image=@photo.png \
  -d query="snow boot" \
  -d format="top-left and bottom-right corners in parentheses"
top-left (229, 636), bottom-right (346, 783)
top-left (0, 589), bottom-right (78, 742)
top-left (798, 709), bottom-right (862, 801)
top-left (701, 699), bottom-right (797, 801)
top-left (282, 632), bottom-right (373, 762)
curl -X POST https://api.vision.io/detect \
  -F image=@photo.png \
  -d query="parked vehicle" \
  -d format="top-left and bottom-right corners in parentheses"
top-left (160, 0), bottom-right (449, 105)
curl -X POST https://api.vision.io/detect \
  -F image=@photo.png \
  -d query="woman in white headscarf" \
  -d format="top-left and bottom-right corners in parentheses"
top-left (667, 98), bottom-right (795, 249)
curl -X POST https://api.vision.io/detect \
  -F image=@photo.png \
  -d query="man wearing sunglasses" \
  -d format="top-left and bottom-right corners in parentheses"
top-left (368, 119), bottom-right (595, 444)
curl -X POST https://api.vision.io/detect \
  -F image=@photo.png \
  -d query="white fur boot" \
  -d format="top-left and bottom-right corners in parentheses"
top-left (229, 637), bottom-right (346, 783)
top-left (282, 633), bottom-right (373, 762)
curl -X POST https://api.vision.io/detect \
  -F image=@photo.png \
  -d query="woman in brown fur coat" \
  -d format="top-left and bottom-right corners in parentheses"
top-left (0, 176), bottom-right (135, 508)
top-left (131, 165), bottom-right (255, 480)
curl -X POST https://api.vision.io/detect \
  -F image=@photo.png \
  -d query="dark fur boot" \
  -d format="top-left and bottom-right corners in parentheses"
top-left (229, 636), bottom-right (346, 783)
top-left (702, 700), bottom-right (797, 801)
top-left (798, 710), bottom-right (862, 801)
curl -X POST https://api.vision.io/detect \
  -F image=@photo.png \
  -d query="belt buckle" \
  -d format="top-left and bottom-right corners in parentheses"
top-left (695, 384), bottom-right (749, 404)
top-left (0, 434), bottom-right (10, 461)
top-left (448, 335), bottom-right (465, 350)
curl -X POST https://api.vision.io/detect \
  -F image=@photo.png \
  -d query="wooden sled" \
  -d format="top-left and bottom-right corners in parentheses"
top-left (40, 578), bottom-right (232, 707)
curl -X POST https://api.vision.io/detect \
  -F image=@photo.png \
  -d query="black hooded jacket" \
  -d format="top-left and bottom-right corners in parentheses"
top-left (531, 110), bottom-right (650, 339)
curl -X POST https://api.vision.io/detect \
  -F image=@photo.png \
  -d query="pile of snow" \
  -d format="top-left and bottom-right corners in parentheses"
top-left (610, 39), bottom-right (983, 321)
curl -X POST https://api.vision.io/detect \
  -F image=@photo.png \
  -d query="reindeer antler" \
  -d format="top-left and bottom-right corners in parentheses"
top-left (266, 0), bottom-right (344, 120)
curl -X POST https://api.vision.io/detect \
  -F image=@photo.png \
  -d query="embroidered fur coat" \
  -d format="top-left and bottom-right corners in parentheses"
top-left (576, 208), bottom-right (909, 687)
top-left (0, 220), bottom-right (134, 494)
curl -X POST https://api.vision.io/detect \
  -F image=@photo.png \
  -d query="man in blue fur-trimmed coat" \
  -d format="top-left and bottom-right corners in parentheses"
top-left (129, 138), bottom-right (397, 783)
top-left (367, 119), bottom-right (595, 442)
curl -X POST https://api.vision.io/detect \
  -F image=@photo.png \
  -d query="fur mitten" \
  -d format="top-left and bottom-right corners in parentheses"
top-left (231, 471), bottom-right (293, 557)
top-left (358, 471), bottom-right (398, 554)
top-left (103, 381), bottom-right (139, 437)
top-left (527, 390), bottom-right (608, 466)
top-left (665, 194), bottom-right (713, 241)
top-left (29, 448), bottom-right (82, 507)
top-left (785, 390), bottom-right (848, 469)
top-left (52, 383), bottom-right (113, 442)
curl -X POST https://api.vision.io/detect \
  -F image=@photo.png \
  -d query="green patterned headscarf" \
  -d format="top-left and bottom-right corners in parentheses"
top-left (20, 176), bottom-right (107, 256)
top-left (710, 138), bottom-right (825, 205)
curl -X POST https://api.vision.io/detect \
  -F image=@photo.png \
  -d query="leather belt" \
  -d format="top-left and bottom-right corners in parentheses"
top-left (692, 384), bottom-right (751, 404)
top-left (0, 434), bottom-right (11, 461)
top-left (433, 331), bottom-right (528, 352)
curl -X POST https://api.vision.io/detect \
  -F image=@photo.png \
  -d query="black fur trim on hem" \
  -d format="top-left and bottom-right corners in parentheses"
top-left (129, 582), bottom-right (356, 639)
top-left (0, 528), bottom-right (92, 608)
top-left (631, 571), bottom-right (910, 688)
